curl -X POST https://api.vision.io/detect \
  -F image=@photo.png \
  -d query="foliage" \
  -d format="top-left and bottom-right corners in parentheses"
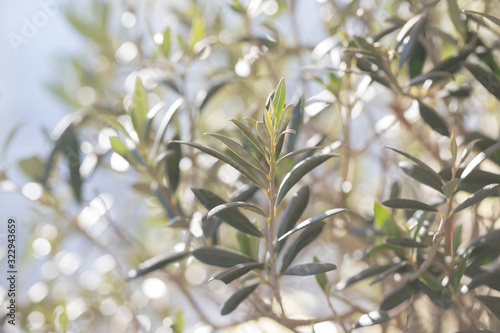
top-left (2, 0), bottom-right (500, 332)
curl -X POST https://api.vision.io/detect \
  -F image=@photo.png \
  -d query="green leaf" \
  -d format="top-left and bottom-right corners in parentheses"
top-left (276, 104), bottom-right (294, 138)
top-left (453, 184), bottom-right (499, 213)
top-left (374, 202), bottom-right (401, 237)
top-left (131, 77), bottom-right (148, 138)
top-left (64, 129), bottom-right (82, 203)
top-left (162, 27), bottom-right (171, 57)
top-left (199, 80), bottom-right (230, 111)
top-left (448, 0), bottom-right (465, 34)
top-left (98, 116), bottom-right (133, 140)
top-left (192, 188), bottom-right (263, 237)
top-left (370, 261), bottom-right (408, 285)
top-left (18, 156), bottom-right (44, 182)
top-left (210, 263), bottom-right (265, 284)
top-left (386, 237), bottom-right (427, 248)
top-left (152, 98), bottom-right (183, 154)
top-left (109, 137), bottom-right (139, 167)
top-left (256, 121), bottom-right (271, 150)
top-left (230, 119), bottom-right (267, 157)
top-left (192, 246), bottom-right (255, 268)
top-left (283, 263), bottom-right (337, 276)
top-left (418, 101), bottom-right (450, 137)
top-left (400, 162), bottom-right (444, 192)
top-left (272, 78), bottom-right (286, 122)
top-left (336, 262), bottom-right (398, 290)
top-left (189, 16), bottom-right (205, 49)
top-left (277, 208), bottom-right (347, 242)
top-left (475, 295), bottom-right (500, 321)
top-left (286, 99), bottom-right (303, 152)
top-left (236, 232), bottom-right (253, 257)
top-left (395, 13), bottom-right (427, 68)
top-left (126, 251), bottom-right (190, 280)
top-left (418, 270), bottom-right (443, 291)
top-left (463, 10), bottom-right (500, 27)
top-left (174, 141), bottom-right (268, 189)
top-left (465, 63), bottom-right (500, 100)
top-left (385, 146), bottom-right (443, 191)
top-left (277, 146), bottom-right (324, 164)
top-left (280, 222), bottom-right (325, 273)
top-left (442, 178), bottom-right (459, 197)
top-left (166, 135), bottom-right (181, 192)
top-left (220, 283), bottom-right (259, 315)
top-left (207, 201), bottom-right (266, 219)
top-left (382, 198), bottom-right (438, 212)
top-left (206, 133), bottom-right (268, 174)
top-left (461, 142), bottom-right (500, 181)
top-left (275, 185), bottom-right (310, 254)
top-left (380, 283), bottom-right (417, 311)
top-left (408, 41), bottom-right (426, 78)
top-left (313, 256), bottom-right (328, 292)
top-left (453, 224), bottom-right (463, 254)
top-left (276, 153), bottom-right (339, 205)
top-left (353, 310), bottom-right (390, 329)
top-left (172, 310), bottom-right (183, 333)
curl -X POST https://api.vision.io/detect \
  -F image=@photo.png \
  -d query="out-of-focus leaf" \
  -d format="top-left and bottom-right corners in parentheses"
top-left (1, 121), bottom-right (24, 160)
top-left (172, 310), bottom-right (183, 333)
top-left (126, 251), bottom-right (190, 280)
top-left (153, 184), bottom-right (177, 218)
top-left (236, 232), bottom-right (252, 257)
top-left (18, 156), bottom-right (44, 182)
top-left (448, 0), bottom-right (466, 34)
top-left (278, 208), bottom-right (347, 242)
top-left (455, 330), bottom-right (493, 333)
top-left (453, 224), bottom-right (463, 254)
top-left (353, 310), bottom-right (390, 329)
top-left (98, 116), bottom-right (133, 140)
top-left (280, 222), bottom-right (324, 273)
top-left (192, 246), bottom-right (255, 268)
top-left (374, 202), bottom-right (401, 237)
top-left (210, 263), bottom-right (265, 284)
top-left (364, 243), bottom-right (404, 258)
top-left (64, 129), bottom-right (82, 203)
top-left (336, 262), bottom-right (397, 290)
top-left (230, 119), bottom-right (267, 156)
top-left (380, 283), bottom-right (417, 311)
top-left (463, 10), bottom-right (500, 27)
top-left (275, 185), bottom-right (310, 254)
top-left (272, 78), bottom-right (286, 122)
top-left (220, 283), bottom-right (259, 315)
top-left (440, 168), bottom-right (500, 194)
top-left (109, 137), bottom-right (139, 167)
top-left (453, 184), bottom-right (499, 213)
top-left (199, 80), bottom-right (230, 111)
top-left (283, 263), bottom-right (337, 276)
top-left (417, 280), bottom-right (452, 308)
top-left (286, 99), bottom-right (303, 152)
top-left (461, 142), bottom-right (500, 181)
top-left (370, 261), bottom-right (408, 285)
top-left (162, 27), bottom-right (171, 57)
top-left (174, 141), bottom-right (268, 189)
top-left (207, 133), bottom-right (268, 174)
top-left (230, 185), bottom-right (259, 202)
top-left (408, 41), bottom-right (426, 78)
top-left (166, 135), bottom-right (181, 192)
top-left (276, 153), bottom-right (339, 205)
top-left (475, 295), bottom-right (500, 321)
top-left (386, 237), bottom-right (427, 248)
top-left (207, 201), bottom-right (266, 219)
top-left (131, 78), bottom-right (148, 138)
top-left (192, 188), bottom-right (263, 237)
top-left (418, 270), bottom-right (443, 291)
top-left (189, 16), bottom-right (205, 49)
top-left (395, 13), bottom-right (427, 68)
top-left (152, 98), bottom-right (183, 154)
top-left (418, 101), bottom-right (450, 137)
top-left (465, 63), bottom-right (500, 100)
top-left (467, 269), bottom-right (500, 292)
top-left (382, 198), bottom-right (438, 212)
